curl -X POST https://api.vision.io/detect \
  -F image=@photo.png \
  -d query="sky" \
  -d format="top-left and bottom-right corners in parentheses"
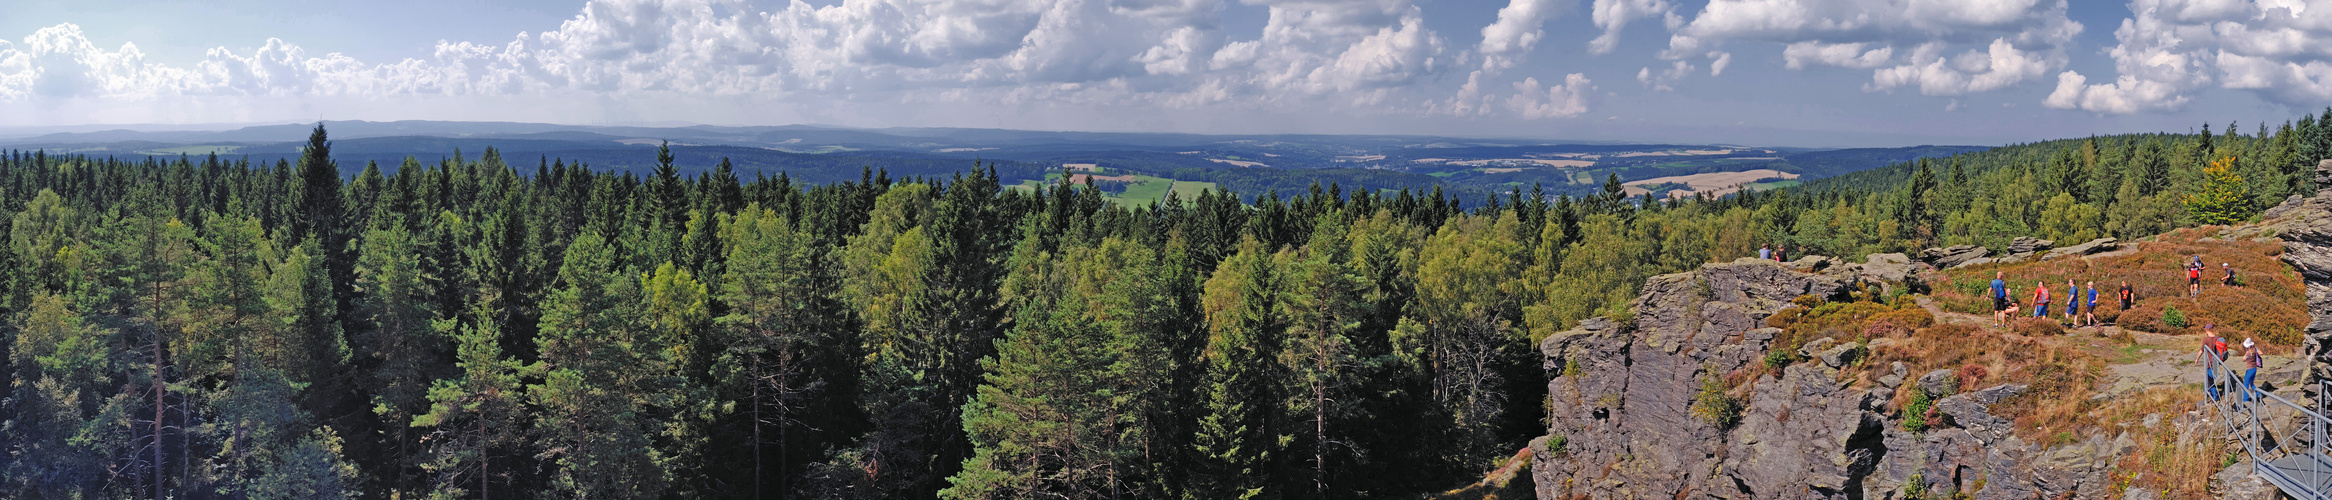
top-left (2, 0), bottom-right (2330, 147)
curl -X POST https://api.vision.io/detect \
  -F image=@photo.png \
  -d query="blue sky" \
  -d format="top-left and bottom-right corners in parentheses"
top-left (2, 0), bottom-right (2328, 147)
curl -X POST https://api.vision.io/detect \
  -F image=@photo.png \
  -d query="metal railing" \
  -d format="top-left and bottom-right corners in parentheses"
top-left (2208, 353), bottom-right (2332, 500)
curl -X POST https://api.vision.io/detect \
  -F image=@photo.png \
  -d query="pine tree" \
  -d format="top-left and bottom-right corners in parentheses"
top-left (2, 293), bottom-right (117, 497)
top-left (1187, 238), bottom-right (1283, 500)
top-left (529, 232), bottom-right (672, 498)
top-left (411, 310), bottom-right (528, 500)
top-left (353, 217), bottom-right (450, 484)
top-left (1273, 223), bottom-right (1369, 498)
top-left (712, 205), bottom-right (827, 497)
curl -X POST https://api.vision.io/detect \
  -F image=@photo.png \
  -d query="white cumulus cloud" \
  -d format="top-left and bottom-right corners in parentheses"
top-left (1508, 73), bottom-right (1594, 118)
top-left (2049, 0), bottom-right (2332, 114)
top-left (1617, 0), bottom-right (2080, 95)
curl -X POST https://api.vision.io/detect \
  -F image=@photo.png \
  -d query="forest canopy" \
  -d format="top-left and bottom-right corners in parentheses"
top-left (0, 109), bottom-right (2323, 498)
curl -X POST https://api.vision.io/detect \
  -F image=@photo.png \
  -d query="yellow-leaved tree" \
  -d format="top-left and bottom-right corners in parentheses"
top-left (2185, 156), bottom-right (2253, 225)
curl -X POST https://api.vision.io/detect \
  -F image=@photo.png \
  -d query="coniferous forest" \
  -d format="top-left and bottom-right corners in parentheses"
top-left (0, 111), bottom-right (2327, 498)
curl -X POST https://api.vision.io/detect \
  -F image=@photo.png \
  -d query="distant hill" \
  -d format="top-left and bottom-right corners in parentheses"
top-left (0, 120), bottom-right (1992, 199)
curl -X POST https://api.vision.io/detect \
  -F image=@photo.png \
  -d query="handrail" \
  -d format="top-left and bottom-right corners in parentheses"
top-left (2206, 352), bottom-right (2332, 500)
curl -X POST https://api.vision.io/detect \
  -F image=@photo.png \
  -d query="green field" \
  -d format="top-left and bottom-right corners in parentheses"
top-left (1013, 175), bottom-right (1217, 206)
top-left (1744, 180), bottom-right (1801, 191)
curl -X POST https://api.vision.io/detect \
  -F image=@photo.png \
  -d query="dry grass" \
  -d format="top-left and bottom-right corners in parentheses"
top-left (2103, 388), bottom-right (2223, 499)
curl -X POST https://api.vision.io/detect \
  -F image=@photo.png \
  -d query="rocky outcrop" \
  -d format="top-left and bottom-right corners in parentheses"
top-left (2006, 236), bottom-right (2054, 256)
top-left (2040, 237), bottom-right (2118, 260)
top-left (2255, 159), bottom-right (2332, 409)
top-left (1531, 258), bottom-right (2127, 499)
top-left (1917, 244), bottom-right (1989, 269)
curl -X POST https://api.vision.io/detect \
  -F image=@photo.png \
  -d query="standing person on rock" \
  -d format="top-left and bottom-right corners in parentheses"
top-left (2199, 325), bottom-right (2228, 401)
top-left (2242, 338), bottom-right (2263, 403)
top-left (1759, 244), bottom-right (1772, 261)
top-left (2032, 281), bottom-right (2051, 319)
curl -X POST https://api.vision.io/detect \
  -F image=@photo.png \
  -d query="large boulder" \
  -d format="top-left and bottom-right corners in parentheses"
top-left (1919, 244), bottom-right (1990, 268)
top-left (2041, 237), bottom-right (2119, 260)
top-left (2007, 236), bottom-right (2054, 255)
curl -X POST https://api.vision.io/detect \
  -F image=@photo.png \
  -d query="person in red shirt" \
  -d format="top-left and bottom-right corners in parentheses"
top-left (2198, 325), bottom-right (2228, 401)
top-left (2187, 257), bottom-right (2204, 297)
top-left (2031, 281), bottom-right (2051, 318)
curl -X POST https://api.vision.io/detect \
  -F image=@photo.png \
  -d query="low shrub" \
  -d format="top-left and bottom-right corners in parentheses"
top-left (2010, 317), bottom-right (2066, 336)
top-left (1956, 364), bottom-right (1990, 393)
top-left (1902, 388), bottom-right (1934, 432)
top-left (1763, 349), bottom-right (1798, 369)
top-left (1690, 374), bottom-right (1743, 430)
top-left (2161, 306), bottom-right (2189, 329)
top-left (1862, 307), bottom-right (1935, 338)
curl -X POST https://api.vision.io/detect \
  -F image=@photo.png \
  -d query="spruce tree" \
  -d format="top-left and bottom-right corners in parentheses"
top-left (1187, 238), bottom-right (1283, 500)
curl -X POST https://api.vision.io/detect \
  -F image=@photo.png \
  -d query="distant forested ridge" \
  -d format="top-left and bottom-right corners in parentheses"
top-left (0, 108), bottom-right (2322, 498)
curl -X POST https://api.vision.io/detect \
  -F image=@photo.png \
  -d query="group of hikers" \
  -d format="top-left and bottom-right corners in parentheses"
top-left (2198, 325), bottom-right (2267, 404)
top-left (1757, 244), bottom-right (1792, 262)
top-left (1986, 271), bottom-right (2125, 329)
top-left (2188, 255), bottom-right (2238, 297)
top-left (1985, 255), bottom-right (2240, 328)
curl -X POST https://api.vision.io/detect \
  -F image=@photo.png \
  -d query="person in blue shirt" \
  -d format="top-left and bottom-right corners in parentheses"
top-left (1990, 272), bottom-right (2009, 326)
top-left (2064, 278), bottom-right (2080, 323)
top-left (2083, 281), bottom-right (2100, 328)
top-left (1758, 244), bottom-right (1772, 261)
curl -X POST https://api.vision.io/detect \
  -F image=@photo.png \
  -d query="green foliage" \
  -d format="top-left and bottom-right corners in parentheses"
top-left (1903, 388), bottom-right (1935, 433)
top-left (2185, 156), bottom-right (2254, 225)
top-left (2162, 306), bottom-right (2190, 329)
top-left (1764, 349), bottom-right (1799, 369)
top-left (1689, 373), bottom-right (1743, 430)
top-left (0, 112), bottom-right (2318, 498)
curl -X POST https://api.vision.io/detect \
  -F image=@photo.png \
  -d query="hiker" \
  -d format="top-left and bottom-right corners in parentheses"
top-left (2242, 338), bottom-right (2264, 403)
top-left (2084, 281), bottom-right (2100, 328)
top-left (2224, 263), bottom-right (2237, 287)
top-left (1991, 272), bottom-right (2010, 325)
top-left (2031, 281), bottom-right (2051, 318)
top-left (2199, 325), bottom-right (2228, 401)
top-left (2118, 281), bottom-right (2134, 315)
top-left (1775, 245), bottom-right (1788, 263)
top-left (1758, 244), bottom-right (1772, 261)
top-left (2064, 278), bottom-right (2080, 323)
top-left (2188, 257), bottom-right (2204, 296)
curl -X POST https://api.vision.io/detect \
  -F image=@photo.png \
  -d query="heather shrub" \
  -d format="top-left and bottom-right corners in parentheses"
top-left (2010, 317), bottom-right (2065, 336)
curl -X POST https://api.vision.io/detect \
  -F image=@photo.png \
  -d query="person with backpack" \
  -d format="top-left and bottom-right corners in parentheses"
top-left (1991, 272), bottom-right (2011, 326)
top-left (2224, 263), bottom-right (2238, 287)
top-left (2242, 338), bottom-right (2264, 403)
top-left (2084, 281), bottom-right (2100, 328)
top-left (2032, 281), bottom-right (2051, 318)
top-left (2188, 257), bottom-right (2204, 297)
top-left (2199, 326), bottom-right (2228, 401)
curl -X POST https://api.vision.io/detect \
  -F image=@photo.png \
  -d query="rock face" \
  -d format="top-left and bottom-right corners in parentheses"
top-left (1531, 259), bottom-right (2128, 499)
top-left (2255, 161), bottom-right (2332, 410)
